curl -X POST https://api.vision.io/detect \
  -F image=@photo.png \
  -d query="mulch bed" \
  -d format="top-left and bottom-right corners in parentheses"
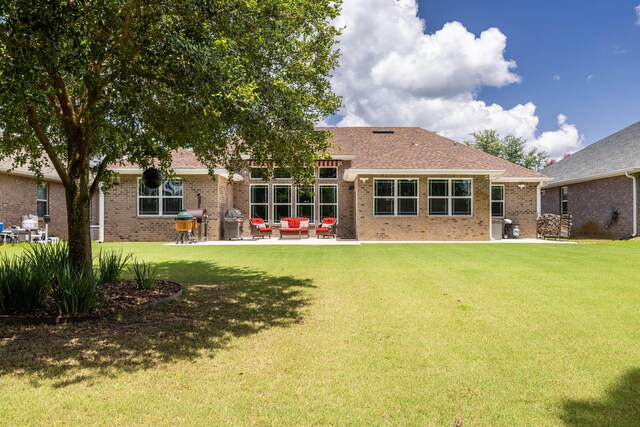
top-left (0, 280), bottom-right (182, 325)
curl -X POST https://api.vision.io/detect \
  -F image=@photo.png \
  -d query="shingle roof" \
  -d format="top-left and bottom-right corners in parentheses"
top-left (0, 156), bottom-right (61, 181)
top-left (542, 121), bottom-right (640, 187)
top-left (319, 127), bottom-right (546, 179)
top-left (113, 149), bottom-right (209, 170)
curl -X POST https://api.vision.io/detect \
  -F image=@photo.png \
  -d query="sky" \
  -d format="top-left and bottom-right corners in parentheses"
top-left (327, 0), bottom-right (640, 158)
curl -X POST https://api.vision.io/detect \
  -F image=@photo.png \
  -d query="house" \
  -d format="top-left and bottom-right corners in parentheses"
top-left (541, 121), bottom-right (640, 238)
top-left (0, 158), bottom-right (100, 240)
top-left (104, 127), bottom-right (549, 241)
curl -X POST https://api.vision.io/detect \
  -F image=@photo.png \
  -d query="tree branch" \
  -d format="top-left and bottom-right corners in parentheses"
top-left (27, 104), bottom-right (72, 188)
top-left (89, 155), bottom-right (112, 196)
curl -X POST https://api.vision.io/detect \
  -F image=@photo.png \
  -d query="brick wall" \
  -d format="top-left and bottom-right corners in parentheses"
top-left (103, 174), bottom-right (230, 242)
top-left (503, 182), bottom-right (538, 238)
top-left (541, 175), bottom-right (635, 238)
top-left (0, 174), bottom-right (68, 239)
top-left (355, 175), bottom-right (491, 241)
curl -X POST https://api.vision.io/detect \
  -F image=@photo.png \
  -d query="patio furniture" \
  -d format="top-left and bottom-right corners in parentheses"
top-left (316, 217), bottom-right (337, 239)
top-left (249, 218), bottom-right (272, 239)
top-left (278, 217), bottom-right (310, 239)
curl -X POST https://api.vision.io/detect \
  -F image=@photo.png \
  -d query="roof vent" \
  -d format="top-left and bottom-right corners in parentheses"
top-left (372, 130), bottom-right (394, 134)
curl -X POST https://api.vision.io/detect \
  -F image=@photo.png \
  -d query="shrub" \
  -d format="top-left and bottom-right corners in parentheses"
top-left (97, 249), bottom-right (132, 286)
top-left (0, 254), bottom-right (49, 314)
top-left (130, 260), bottom-right (159, 290)
top-left (52, 265), bottom-right (99, 316)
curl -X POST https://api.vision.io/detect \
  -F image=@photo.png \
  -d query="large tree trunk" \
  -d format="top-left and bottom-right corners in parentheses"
top-left (65, 163), bottom-right (93, 273)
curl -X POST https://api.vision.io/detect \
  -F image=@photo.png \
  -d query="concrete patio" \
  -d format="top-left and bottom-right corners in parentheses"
top-left (166, 238), bottom-right (576, 246)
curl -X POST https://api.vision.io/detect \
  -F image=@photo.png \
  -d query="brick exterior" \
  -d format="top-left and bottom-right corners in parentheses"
top-left (541, 174), bottom-right (637, 238)
top-left (0, 174), bottom-right (68, 239)
top-left (103, 174), bottom-right (232, 242)
top-left (502, 182), bottom-right (538, 238)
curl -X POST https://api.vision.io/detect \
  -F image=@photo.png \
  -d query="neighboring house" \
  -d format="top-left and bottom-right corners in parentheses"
top-left (541, 121), bottom-right (640, 238)
top-left (105, 127), bottom-right (549, 241)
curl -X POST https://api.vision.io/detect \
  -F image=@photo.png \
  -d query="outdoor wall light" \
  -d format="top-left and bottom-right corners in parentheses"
top-left (359, 177), bottom-right (369, 183)
top-left (517, 183), bottom-right (526, 189)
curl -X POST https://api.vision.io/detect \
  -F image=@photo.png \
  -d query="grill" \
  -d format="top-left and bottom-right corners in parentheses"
top-left (223, 208), bottom-right (244, 240)
top-left (175, 210), bottom-right (197, 244)
top-left (187, 208), bottom-right (209, 242)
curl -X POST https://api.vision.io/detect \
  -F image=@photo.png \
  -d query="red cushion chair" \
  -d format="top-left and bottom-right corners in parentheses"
top-left (316, 217), bottom-right (337, 238)
top-left (249, 218), bottom-right (272, 239)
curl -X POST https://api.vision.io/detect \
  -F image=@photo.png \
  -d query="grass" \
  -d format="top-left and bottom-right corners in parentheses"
top-left (0, 240), bottom-right (639, 425)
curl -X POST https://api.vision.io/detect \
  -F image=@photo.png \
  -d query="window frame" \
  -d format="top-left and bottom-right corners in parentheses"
top-left (318, 166), bottom-right (338, 180)
top-left (137, 177), bottom-right (183, 216)
top-left (318, 184), bottom-right (338, 221)
top-left (272, 184), bottom-right (293, 223)
top-left (296, 186), bottom-right (315, 222)
top-left (250, 184), bottom-right (270, 221)
top-left (249, 167), bottom-right (268, 181)
top-left (491, 184), bottom-right (505, 218)
top-left (36, 183), bottom-right (49, 217)
top-left (373, 178), bottom-right (419, 217)
top-left (428, 178), bottom-right (473, 217)
top-left (560, 186), bottom-right (568, 215)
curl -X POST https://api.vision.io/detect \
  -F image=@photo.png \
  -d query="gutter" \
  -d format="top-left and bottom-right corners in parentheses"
top-left (98, 183), bottom-right (105, 242)
top-left (625, 171), bottom-right (638, 236)
top-left (343, 168), bottom-right (507, 182)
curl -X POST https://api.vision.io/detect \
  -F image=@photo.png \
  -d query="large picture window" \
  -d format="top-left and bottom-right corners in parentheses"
top-left (36, 184), bottom-right (48, 217)
top-left (138, 178), bottom-right (183, 216)
top-left (250, 185), bottom-right (269, 220)
top-left (273, 185), bottom-right (292, 222)
top-left (561, 186), bottom-right (568, 214)
top-left (428, 178), bottom-right (472, 216)
top-left (373, 179), bottom-right (418, 216)
top-left (296, 186), bottom-right (315, 221)
top-left (318, 185), bottom-right (338, 219)
top-left (491, 185), bottom-right (504, 217)
top-left (318, 167), bottom-right (338, 180)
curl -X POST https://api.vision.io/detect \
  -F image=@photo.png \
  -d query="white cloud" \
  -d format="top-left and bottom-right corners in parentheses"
top-left (532, 115), bottom-right (584, 158)
top-left (330, 0), bottom-right (582, 157)
top-left (553, 75), bottom-right (561, 80)
top-left (635, 5), bottom-right (640, 25)
top-left (587, 74), bottom-right (596, 81)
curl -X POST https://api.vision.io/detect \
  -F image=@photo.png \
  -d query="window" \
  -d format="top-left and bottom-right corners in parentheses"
top-left (36, 184), bottom-right (48, 217)
top-left (373, 179), bottom-right (418, 216)
top-left (273, 184), bottom-right (292, 222)
top-left (249, 168), bottom-right (268, 180)
top-left (319, 185), bottom-right (338, 219)
top-left (273, 168), bottom-right (291, 179)
top-left (491, 185), bottom-right (504, 217)
top-left (138, 178), bottom-right (183, 215)
top-left (428, 178), bottom-right (472, 216)
top-left (318, 167), bottom-right (338, 180)
top-left (250, 185), bottom-right (269, 220)
top-left (561, 186), bottom-right (568, 214)
top-left (296, 186), bottom-right (315, 221)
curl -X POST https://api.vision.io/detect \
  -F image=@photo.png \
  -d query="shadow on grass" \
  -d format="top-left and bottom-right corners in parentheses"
top-left (560, 368), bottom-right (640, 426)
top-left (0, 261), bottom-right (314, 388)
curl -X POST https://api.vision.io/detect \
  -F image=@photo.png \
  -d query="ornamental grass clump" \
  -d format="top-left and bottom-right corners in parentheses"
top-left (97, 249), bottom-right (132, 286)
top-left (0, 254), bottom-right (49, 314)
top-left (52, 264), bottom-right (99, 316)
top-left (130, 260), bottom-right (159, 290)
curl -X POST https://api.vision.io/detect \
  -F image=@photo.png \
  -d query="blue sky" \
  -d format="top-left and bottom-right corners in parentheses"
top-left (330, 0), bottom-right (640, 157)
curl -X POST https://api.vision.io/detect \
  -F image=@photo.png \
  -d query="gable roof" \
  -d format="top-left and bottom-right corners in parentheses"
top-left (0, 156), bottom-right (61, 182)
top-left (542, 121), bottom-right (640, 187)
top-left (318, 127), bottom-right (547, 181)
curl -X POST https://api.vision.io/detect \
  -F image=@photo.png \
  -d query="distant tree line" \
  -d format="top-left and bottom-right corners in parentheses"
top-left (465, 130), bottom-right (548, 171)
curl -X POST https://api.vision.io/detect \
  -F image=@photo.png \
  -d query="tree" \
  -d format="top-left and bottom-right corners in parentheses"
top-left (465, 130), bottom-right (548, 170)
top-left (0, 0), bottom-right (342, 271)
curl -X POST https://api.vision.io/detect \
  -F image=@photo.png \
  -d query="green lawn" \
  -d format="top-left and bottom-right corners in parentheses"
top-left (1, 241), bottom-right (639, 426)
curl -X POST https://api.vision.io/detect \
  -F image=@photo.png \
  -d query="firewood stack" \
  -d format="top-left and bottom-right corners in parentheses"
top-left (536, 213), bottom-right (561, 238)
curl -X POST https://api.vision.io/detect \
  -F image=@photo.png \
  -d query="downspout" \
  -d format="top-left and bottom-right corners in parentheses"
top-left (489, 177), bottom-right (493, 240)
top-left (625, 171), bottom-right (637, 236)
top-left (536, 181), bottom-right (546, 218)
top-left (98, 183), bottom-right (105, 242)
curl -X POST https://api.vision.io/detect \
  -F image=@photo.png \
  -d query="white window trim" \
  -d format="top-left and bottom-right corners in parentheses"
top-left (36, 183), bottom-right (49, 217)
top-left (491, 184), bottom-right (505, 218)
top-left (296, 186), bottom-right (315, 222)
top-left (272, 183), bottom-right (293, 223)
top-left (318, 184), bottom-right (339, 222)
top-left (137, 178), bottom-right (183, 217)
top-left (318, 166), bottom-right (338, 181)
top-left (250, 184), bottom-right (270, 222)
top-left (560, 186), bottom-right (569, 215)
top-left (428, 178), bottom-right (473, 217)
top-left (249, 167), bottom-right (267, 180)
top-left (373, 178), bottom-right (419, 217)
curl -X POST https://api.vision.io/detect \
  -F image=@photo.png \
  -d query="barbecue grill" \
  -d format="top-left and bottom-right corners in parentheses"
top-left (187, 208), bottom-right (209, 242)
top-left (175, 210), bottom-right (197, 244)
top-left (223, 208), bottom-right (244, 240)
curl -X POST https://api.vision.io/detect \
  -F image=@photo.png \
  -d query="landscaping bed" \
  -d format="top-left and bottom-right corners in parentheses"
top-left (0, 280), bottom-right (181, 324)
